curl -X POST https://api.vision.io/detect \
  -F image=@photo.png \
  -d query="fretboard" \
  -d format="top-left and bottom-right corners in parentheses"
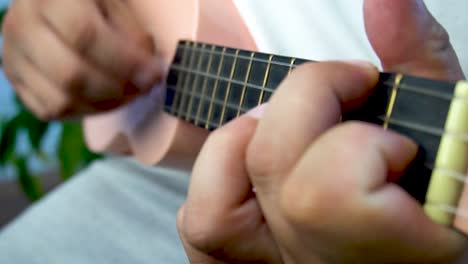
top-left (164, 40), bottom-right (461, 204)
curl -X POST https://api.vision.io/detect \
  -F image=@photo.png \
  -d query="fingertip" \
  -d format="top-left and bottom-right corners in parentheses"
top-left (380, 129), bottom-right (419, 176)
top-left (344, 59), bottom-right (379, 73)
top-left (246, 103), bottom-right (268, 120)
top-left (132, 56), bottom-right (165, 92)
top-left (343, 59), bottom-right (380, 90)
top-left (367, 183), bottom-right (467, 262)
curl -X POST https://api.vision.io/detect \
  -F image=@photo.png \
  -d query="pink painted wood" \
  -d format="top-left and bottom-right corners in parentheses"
top-left (83, 0), bottom-right (257, 170)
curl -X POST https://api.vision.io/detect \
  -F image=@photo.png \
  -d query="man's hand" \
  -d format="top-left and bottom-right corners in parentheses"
top-left (178, 62), bottom-right (467, 263)
top-left (2, 0), bottom-right (162, 120)
top-left (177, 0), bottom-right (468, 263)
top-left (245, 62), bottom-right (465, 264)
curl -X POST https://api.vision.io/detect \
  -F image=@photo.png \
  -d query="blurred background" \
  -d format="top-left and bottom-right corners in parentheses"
top-left (0, 1), bottom-right (102, 228)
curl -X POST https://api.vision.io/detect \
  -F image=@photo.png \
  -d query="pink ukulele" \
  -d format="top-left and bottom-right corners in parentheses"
top-left (83, 0), bottom-right (468, 237)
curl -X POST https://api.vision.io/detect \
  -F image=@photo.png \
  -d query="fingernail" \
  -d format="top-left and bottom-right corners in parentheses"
top-left (247, 103), bottom-right (268, 119)
top-left (133, 58), bottom-right (165, 91)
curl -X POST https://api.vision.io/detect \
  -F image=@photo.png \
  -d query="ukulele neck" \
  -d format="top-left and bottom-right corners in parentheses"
top-left (165, 41), bottom-right (464, 200)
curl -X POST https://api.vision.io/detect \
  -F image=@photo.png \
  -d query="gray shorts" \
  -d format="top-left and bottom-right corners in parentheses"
top-left (0, 157), bottom-right (189, 264)
top-left (1, 157), bottom-right (468, 263)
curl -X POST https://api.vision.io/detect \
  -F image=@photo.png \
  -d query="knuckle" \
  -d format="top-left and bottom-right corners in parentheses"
top-left (338, 121), bottom-right (378, 147)
top-left (40, 0), bottom-right (97, 56)
top-left (71, 19), bottom-right (97, 56)
top-left (58, 61), bottom-right (86, 93)
top-left (177, 208), bottom-right (226, 253)
top-left (279, 174), bottom-right (316, 226)
top-left (280, 174), bottom-right (350, 230)
top-left (280, 177), bottom-right (322, 227)
top-left (47, 98), bottom-right (74, 120)
top-left (205, 125), bottom-right (239, 151)
top-left (246, 134), bottom-right (280, 179)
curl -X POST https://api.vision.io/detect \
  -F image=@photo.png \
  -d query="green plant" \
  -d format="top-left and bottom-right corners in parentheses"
top-left (0, 99), bottom-right (102, 201)
top-left (0, 7), bottom-right (103, 201)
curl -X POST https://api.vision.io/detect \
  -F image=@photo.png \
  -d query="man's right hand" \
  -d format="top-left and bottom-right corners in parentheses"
top-left (2, 0), bottom-right (162, 120)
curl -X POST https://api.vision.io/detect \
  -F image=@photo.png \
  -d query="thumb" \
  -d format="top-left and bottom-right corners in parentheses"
top-left (364, 0), bottom-right (465, 80)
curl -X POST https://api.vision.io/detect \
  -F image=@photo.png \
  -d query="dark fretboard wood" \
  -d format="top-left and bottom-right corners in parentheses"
top-left (164, 40), bottom-right (459, 204)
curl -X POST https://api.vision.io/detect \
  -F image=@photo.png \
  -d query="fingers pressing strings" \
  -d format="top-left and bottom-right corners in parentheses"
top-left (246, 62), bottom-right (379, 201)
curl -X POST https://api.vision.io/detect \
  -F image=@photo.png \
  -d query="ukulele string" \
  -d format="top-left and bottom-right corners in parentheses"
top-left (169, 44), bottom-right (464, 138)
top-left (174, 42), bottom-right (468, 221)
top-left (170, 62), bottom-right (458, 103)
top-left (426, 203), bottom-right (468, 220)
top-left (166, 64), bottom-right (467, 142)
top-left (166, 81), bottom-right (468, 178)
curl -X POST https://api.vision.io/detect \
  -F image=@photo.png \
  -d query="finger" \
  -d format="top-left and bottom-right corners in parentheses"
top-left (246, 61), bottom-right (379, 199)
top-left (181, 115), bottom-right (280, 263)
top-left (364, 0), bottom-right (465, 80)
top-left (15, 84), bottom-right (48, 120)
top-left (15, 53), bottom-right (82, 121)
top-left (5, 0), bottom-right (139, 114)
top-left (99, 0), bottom-right (155, 54)
top-left (176, 206), bottom-right (221, 264)
top-left (3, 32), bottom-right (74, 120)
top-left (15, 13), bottom-right (140, 111)
top-left (281, 122), bottom-right (465, 262)
top-left (38, 0), bottom-right (161, 90)
top-left (2, 38), bottom-right (49, 119)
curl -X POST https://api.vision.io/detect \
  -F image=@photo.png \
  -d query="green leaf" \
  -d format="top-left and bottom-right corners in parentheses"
top-left (15, 156), bottom-right (43, 202)
top-left (0, 110), bottom-right (50, 165)
top-left (23, 112), bottom-right (49, 152)
top-left (58, 122), bottom-right (86, 180)
top-left (0, 115), bottom-right (21, 165)
top-left (58, 122), bottom-right (103, 180)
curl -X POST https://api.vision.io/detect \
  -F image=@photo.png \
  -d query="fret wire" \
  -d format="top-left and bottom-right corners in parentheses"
top-left (195, 45), bottom-right (216, 126)
top-left (170, 83), bottom-right (461, 144)
top-left (167, 85), bottom-right (251, 113)
top-left (176, 42), bottom-right (199, 118)
top-left (164, 106), bottom-right (221, 131)
top-left (177, 43), bottom-right (304, 68)
top-left (185, 43), bottom-right (206, 121)
top-left (258, 55), bottom-right (274, 105)
top-left (170, 63), bottom-right (459, 103)
top-left (219, 49), bottom-right (240, 126)
top-left (175, 42), bottom-right (459, 103)
top-left (237, 52), bottom-right (255, 117)
top-left (289, 58), bottom-right (296, 75)
top-left (170, 64), bottom-right (275, 93)
top-left (205, 47), bottom-right (227, 129)
top-left (170, 42), bottom-right (190, 114)
top-left (383, 74), bottom-right (403, 129)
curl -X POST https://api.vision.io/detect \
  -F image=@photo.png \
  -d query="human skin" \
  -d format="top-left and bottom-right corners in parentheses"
top-left (3, 0), bottom-right (468, 261)
top-left (177, 0), bottom-right (468, 263)
top-left (2, 0), bottom-right (256, 170)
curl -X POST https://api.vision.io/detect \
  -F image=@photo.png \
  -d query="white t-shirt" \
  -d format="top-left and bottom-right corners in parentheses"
top-left (233, 0), bottom-right (468, 75)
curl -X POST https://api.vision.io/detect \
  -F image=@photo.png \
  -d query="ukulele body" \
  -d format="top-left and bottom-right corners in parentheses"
top-left (83, 0), bottom-right (257, 169)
